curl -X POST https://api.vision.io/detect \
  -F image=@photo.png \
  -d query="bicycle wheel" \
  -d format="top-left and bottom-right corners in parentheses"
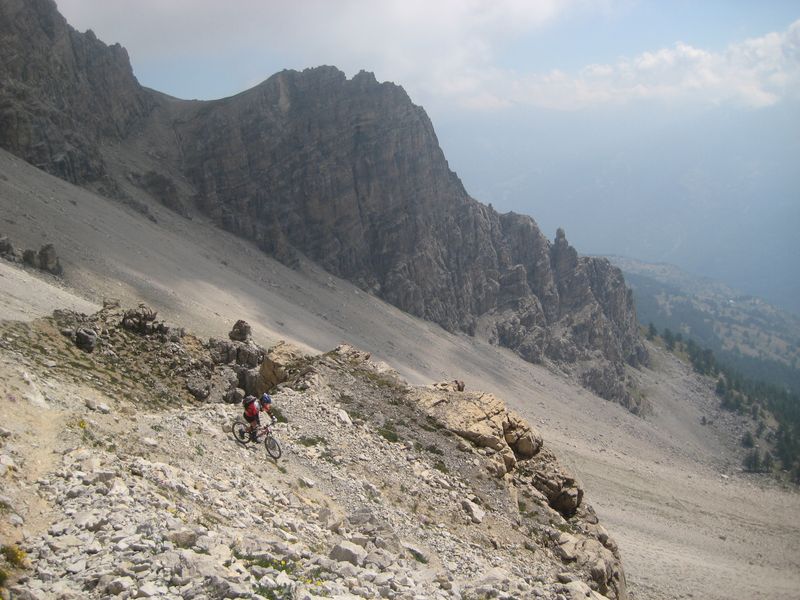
top-left (265, 434), bottom-right (282, 459)
top-left (232, 421), bottom-right (250, 444)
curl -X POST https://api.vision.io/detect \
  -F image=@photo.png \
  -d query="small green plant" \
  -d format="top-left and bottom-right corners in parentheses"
top-left (346, 408), bottom-right (363, 421)
top-left (271, 406), bottom-right (288, 423)
top-left (297, 435), bottom-right (325, 447)
top-left (253, 584), bottom-right (293, 600)
top-left (552, 520), bottom-right (577, 534)
top-left (0, 567), bottom-right (7, 587)
top-left (195, 444), bottom-right (204, 457)
top-left (360, 368), bottom-right (401, 390)
top-left (1, 544), bottom-right (26, 567)
top-left (420, 416), bottom-right (443, 432)
top-left (433, 460), bottom-right (449, 474)
top-left (518, 500), bottom-right (527, 513)
top-left (234, 549), bottom-right (296, 574)
top-left (425, 444), bottom-right (444, 455)
top-left (378, 427), bottom-right (399, 443)
top-left (407, 547), bottom-right (428, 564)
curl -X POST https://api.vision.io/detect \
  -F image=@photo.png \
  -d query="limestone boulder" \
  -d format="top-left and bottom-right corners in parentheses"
top-left (259, 341), bottom-right (307, 389)
top-left (503, 411), bottom-right (543, 459)
top-left (22, 248), bottom-right (37, 267)
top-left (461, 499), bottom-right (485, 524)
top-left (185, 372), bottom-right (210, 401)
top-left (228, 320), bottom-right (251, 342)
top-left (552, 531), bottom-right (627, 600)
top-left (75, 328), bottom-right (97, 353)
top-left (523, 450), bottom-right (584, 517)
top-left (236, 343), bottom-right (264, 368)
top-left (329, 541), bottom-right (367, 566)
top-left (411, 388), bottom-right (542, 476)
top-left (0, 235), bottom-right (13, 256)
top-left (37, 244), bottom-right (63, 275)
top-left (208, 339), bottom-right (238, 364)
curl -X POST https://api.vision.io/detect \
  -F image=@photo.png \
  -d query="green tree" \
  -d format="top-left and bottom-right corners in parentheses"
top-left (743, 449), bottom-right (761, 472)
top-left (647, 323), bottom-right (657, 341)
top-left (663, 328), bottom-right (675, 351)
top-left (741, 431), bottom-right (755, 448)
top-left (762, 451), bottom-right (775, 472)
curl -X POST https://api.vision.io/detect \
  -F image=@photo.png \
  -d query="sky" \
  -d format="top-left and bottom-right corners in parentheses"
top-left (56, 1), bottom-right (800, 313)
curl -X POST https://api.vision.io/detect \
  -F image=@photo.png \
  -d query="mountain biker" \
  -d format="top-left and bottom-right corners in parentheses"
top-left (243, 393), bottom-right (276, 441)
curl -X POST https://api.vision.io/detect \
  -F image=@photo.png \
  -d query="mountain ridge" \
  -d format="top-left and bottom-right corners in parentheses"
top-left (0, 0), bottom-right (647, 408)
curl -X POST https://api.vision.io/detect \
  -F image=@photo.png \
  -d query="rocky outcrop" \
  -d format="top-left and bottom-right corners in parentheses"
top-left (0, 0), bottom-right (648, 407)
top-left (227, 319), bottom-right (252, 343)
top-left (2, 310), bottom-right (629, 599)
top-left (1, 234), bottom-right (63, 275)
top-left (36, 243), bottom-right (62, 275)
top-left (258, 340), bottom-right (308, 390)
top-left (413, 386), bottom-right (543, 474)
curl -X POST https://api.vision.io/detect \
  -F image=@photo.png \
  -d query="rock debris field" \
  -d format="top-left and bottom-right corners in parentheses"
top-left (1, 307), bottom-right (627, 599)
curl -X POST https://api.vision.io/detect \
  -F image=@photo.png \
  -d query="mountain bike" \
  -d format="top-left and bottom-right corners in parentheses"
top-left (232, 419), bottom-right (282, 459)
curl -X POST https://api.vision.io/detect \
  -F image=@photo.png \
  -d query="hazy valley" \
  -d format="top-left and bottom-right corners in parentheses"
top-left (611, 256), bottom-right (800, 394)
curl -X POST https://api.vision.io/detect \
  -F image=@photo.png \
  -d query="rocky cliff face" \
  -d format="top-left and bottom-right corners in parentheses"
top-left (0, 0), bottom-right (153, 185)
top-left (0, 0), bottom-right (647, 407)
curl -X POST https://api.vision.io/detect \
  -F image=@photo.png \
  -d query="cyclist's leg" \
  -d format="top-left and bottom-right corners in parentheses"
top-left (250, 413), bottom-right (261, 441)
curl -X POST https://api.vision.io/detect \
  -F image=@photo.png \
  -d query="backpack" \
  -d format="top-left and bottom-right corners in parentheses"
top-left (243, 395), bottom-right (259, 418)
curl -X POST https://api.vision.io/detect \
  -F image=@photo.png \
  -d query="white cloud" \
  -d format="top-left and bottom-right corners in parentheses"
top-left (486, 20), bottom-right (800, 110)
top-left (55, 1), bottom-right (800, 111)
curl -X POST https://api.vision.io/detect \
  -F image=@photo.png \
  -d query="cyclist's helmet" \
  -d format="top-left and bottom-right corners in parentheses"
top-left (261, 393), bottom-right (272, 405)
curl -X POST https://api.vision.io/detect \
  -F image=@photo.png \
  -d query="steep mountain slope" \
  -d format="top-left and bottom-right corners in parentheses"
top-left (0, 306), bottom-right (629, 599)
top-left (0, 0), bottom-right (646, 408)
top-left (2, 145), bottom-right (800, 600)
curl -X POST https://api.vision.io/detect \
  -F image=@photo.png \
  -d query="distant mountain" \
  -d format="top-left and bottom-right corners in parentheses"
top-left (609, 256), bottom-right (800, 393)
top-left (0, 0), bottom-right (648, 409)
